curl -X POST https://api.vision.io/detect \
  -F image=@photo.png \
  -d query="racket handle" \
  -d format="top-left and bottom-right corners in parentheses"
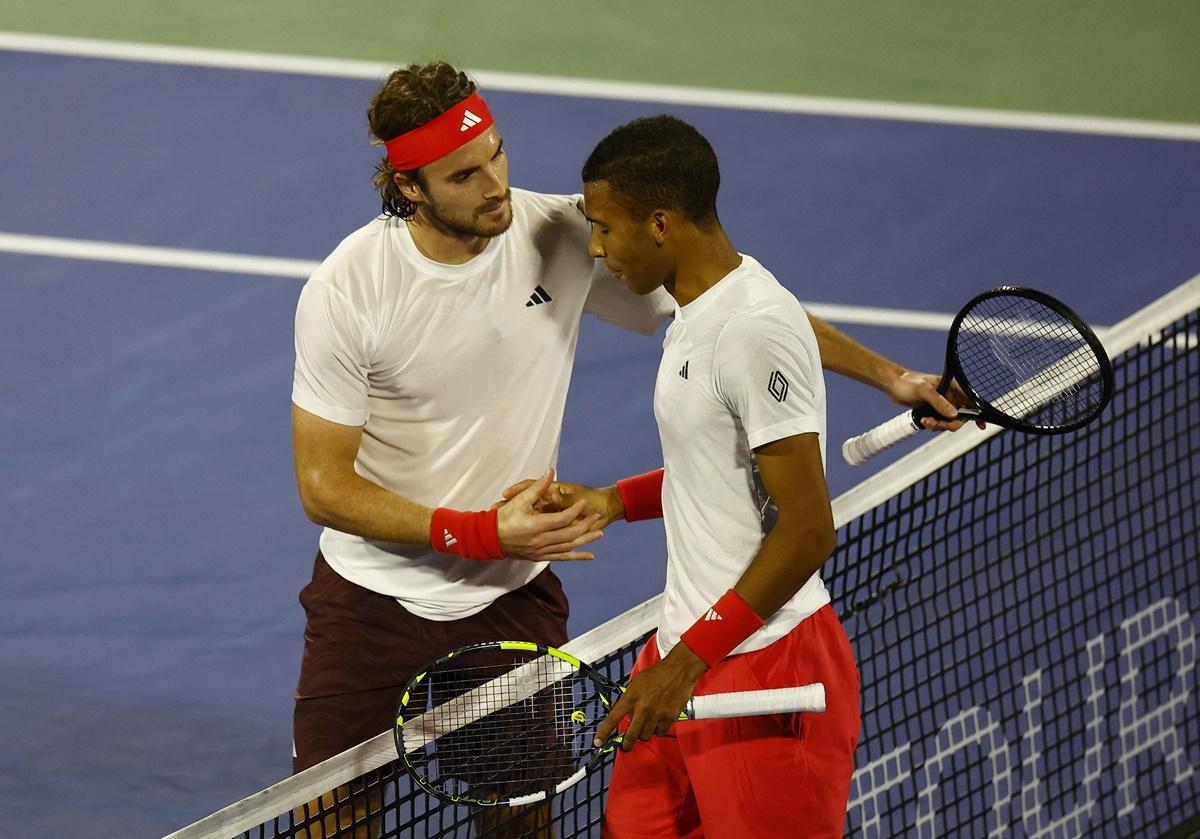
top-left (841, 410), bottom-right (922, 466)
top-left (686, 684), bottom-right (826, 719)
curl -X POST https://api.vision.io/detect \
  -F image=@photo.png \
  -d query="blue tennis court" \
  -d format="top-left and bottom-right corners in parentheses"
top-left (1, 38), bottom-right (1198, 836)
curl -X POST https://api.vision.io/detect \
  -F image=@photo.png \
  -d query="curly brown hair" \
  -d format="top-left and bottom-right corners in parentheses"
top-left (368, 61), bottom-right (477, 219)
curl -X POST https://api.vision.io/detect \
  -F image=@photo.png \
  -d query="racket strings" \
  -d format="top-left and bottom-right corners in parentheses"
top-left (401, 652), bottom-right (605, 802)
top-left (956, 295), bottom-right (1107, 428)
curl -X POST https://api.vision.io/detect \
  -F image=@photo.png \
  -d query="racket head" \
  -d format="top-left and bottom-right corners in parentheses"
top-left (393, 641), bottom-right (620, 807)
top-left (943, 286), bottom-right (1113, 433)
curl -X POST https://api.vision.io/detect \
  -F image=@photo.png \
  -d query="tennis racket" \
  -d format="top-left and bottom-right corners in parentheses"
top-left (842, 286), bottom-right (1113, 466)
top-left (393, 640), bottom-right (825, 807)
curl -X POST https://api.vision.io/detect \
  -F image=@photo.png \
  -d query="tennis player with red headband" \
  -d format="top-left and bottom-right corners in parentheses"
top-left (289, 62), bottom-right (968, 835)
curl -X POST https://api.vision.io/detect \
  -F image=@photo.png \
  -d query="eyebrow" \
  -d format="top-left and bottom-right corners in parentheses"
top-left (446, 138), bottom-right (504, 180)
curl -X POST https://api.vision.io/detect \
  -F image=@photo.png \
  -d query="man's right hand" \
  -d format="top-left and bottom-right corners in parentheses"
top-left (497, 475), bottom-right (625, 529)
top-left (496, 469), bottom-right (605, 561)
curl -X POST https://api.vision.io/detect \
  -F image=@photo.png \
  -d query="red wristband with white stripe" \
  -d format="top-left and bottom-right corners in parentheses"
top-left (679, 589), bottom-right (765, 668)
top-left (430, 508), bottom-right (504, 560)
top-left (616, 468), bottom-right (664, 522)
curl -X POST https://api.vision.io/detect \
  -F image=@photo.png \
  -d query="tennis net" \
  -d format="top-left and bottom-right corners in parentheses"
top-left (166, 275), bottom-right (1200, 839)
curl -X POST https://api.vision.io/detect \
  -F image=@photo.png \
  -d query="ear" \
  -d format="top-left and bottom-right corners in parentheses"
top-left (394, 172), bottom-right (424, 205)
top-left (650, 210), bottom-right (670, 248)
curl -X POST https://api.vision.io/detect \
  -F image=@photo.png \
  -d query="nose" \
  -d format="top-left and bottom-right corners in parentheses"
top-left (587, 227), bottom-right (605, 259)
top-left (481, 161), bottom-right (505, 199)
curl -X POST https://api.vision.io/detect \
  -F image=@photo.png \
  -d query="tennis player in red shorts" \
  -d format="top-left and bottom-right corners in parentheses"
top-left (518, 114), bottom-right (863, 837)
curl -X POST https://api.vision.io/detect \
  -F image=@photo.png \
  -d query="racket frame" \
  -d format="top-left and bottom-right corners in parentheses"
top-left (392, 640), bottom-right (826, 808)
top-left (393, 640), bottom-right (621, 808)
top-left (844, 286), bottom-right (1114, 466)
top-left (924, 285), bottom-right (1113, 435)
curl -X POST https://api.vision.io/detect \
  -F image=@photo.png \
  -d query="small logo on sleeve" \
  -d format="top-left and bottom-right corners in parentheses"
top-left (525, 285), bottom-right (553, 307)
top-left (768, 370), bottom-right (789, 402)
top-left (679, 361), bottom-right (689, 380)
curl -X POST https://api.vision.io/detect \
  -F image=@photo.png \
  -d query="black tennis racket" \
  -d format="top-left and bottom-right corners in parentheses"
top-left (393, 640), bottom-right (825, 807)
top-left (843, 286), bottom-right (1113, 466)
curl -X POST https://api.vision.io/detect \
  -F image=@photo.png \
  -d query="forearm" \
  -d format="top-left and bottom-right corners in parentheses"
top-left (300, 470), bottom-right (433, 545)
top-left (808, 312), bottom-right (905, 389)
top-left (732, 515), bottom-right (837, 620)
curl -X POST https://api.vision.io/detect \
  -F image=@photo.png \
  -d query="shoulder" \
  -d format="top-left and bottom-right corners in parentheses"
top-left (720, 258), bottom-right (813, 345)
top-left (300, 215), bottom-right (405, 321)
top-left (312, 216), bottom-right (396, 283)
top-left (510, 188), bottom-right (589, 238)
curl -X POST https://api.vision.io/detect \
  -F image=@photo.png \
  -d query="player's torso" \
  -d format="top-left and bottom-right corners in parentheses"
top-left (311, 192), bottom-right (598, 616)
top-left (653, 257), bottom-right (830, 654)
top-left (368, 195), bottom-right (593, 417)
top-left (654, 267), bottom-right (775, 574)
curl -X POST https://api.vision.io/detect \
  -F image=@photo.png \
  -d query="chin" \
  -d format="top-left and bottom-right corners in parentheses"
top-left (629, 276), bottom-right (658, 295)
top-left (477, 206), bottom-right (513, 237)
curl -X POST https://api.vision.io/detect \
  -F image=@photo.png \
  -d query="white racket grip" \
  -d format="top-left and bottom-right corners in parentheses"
top-left (841, 410), bottom-right (922, 466)
top-left (687, 683), bottom-right (825, 719)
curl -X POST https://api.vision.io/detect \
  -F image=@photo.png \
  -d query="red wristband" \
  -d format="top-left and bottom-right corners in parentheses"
top-left (616, 468), bottom-right (664, 522)
top-left (679, 589), bottom-right (765, 668)
top-left (430, 507), bottom-right (504, 560)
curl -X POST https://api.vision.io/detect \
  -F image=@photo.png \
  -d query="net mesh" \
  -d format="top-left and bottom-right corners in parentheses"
top-left (168, 281), bottom-right (1200, 839)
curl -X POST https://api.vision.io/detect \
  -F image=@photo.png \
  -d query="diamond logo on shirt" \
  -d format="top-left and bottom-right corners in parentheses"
top-left (525, 285), bottom-right (553, 307)
top-left (679, 361), bottom-right (689, 380)
top-left (768, 370), bottom-right (789, 402)
top-left (443, 528), bottom-right (458, 548)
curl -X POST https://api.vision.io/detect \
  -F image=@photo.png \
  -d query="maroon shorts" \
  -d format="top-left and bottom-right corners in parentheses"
top-left (292, 553), bottom-right (569, 773)
top-left (602, 604), bottom-right (861, 839)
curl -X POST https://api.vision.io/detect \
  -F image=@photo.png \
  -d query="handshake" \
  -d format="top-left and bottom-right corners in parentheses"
top-left (487, 468), bottom-right (625, 562)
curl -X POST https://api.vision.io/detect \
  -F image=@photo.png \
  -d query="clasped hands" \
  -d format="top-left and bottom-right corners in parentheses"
top-left (490, 468), bottom-right (619, 561)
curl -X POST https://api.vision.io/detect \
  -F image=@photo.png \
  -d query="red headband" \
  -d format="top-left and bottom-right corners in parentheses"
top-left (383, 92), bottom-right (495, 171)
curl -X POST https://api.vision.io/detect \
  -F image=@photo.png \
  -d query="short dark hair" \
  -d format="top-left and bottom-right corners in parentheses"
top-left (581, 115), bottom-right (720, 223)
top-left (367, 61), bottom-right (477, 219)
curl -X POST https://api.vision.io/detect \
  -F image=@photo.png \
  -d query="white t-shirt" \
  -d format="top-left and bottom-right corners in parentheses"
top-left (654, 255), bottom-right (831, 657)
top-left (292, 188), bottom-right (673, 620)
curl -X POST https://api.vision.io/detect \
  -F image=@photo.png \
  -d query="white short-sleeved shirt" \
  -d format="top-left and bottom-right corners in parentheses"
top-left (653, 255), bottom-right (831, 657)
top-left (292, 188), bottom-right (673, 620)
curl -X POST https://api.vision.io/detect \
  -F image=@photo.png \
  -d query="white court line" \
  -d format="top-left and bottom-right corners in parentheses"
top-left (0, 231), bottom-right (317, 279)
top-left (0, 230), bottom-right (962, 331)
top-left (2, 31), bottom-right (1199, 142)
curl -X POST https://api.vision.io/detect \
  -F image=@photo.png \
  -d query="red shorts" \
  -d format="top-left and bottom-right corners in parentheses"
top-left (602, 604), bottom-right (860, 839)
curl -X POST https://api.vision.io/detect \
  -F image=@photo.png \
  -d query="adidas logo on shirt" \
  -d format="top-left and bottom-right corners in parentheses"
top-left (460, 110), bottom-right (483, 132)
top-left (443, 528), bottom-right (458, 548)
top-left (525, 285), bottom-right (553, 307)
top-left (704, 608), bottom-right (722, 621)
top-left (679, 361), bottom-right (689, 379)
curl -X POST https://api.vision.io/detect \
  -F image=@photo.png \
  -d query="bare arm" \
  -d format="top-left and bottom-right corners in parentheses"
top-left (291, 404), bottom-right (603, 560)
top-left (807, 312), bottom-right (977, 431)
top-left (292, 404), bottom-right (431, 542)
top-left (728, 432), bottom-right (835, 616)
top-left (596, 432), bottom-right (834, 748)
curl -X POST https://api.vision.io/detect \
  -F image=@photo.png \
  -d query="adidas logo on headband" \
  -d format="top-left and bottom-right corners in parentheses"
top-left (460, 110), bottom-right (483, 132)
top-left (385, 92), bottom-right (495, 170)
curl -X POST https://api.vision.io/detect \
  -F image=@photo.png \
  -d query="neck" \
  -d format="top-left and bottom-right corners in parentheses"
top-left (666, 224), bottom-right (742, 307)
top-left (406, 208), bottom-right (490, 265)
